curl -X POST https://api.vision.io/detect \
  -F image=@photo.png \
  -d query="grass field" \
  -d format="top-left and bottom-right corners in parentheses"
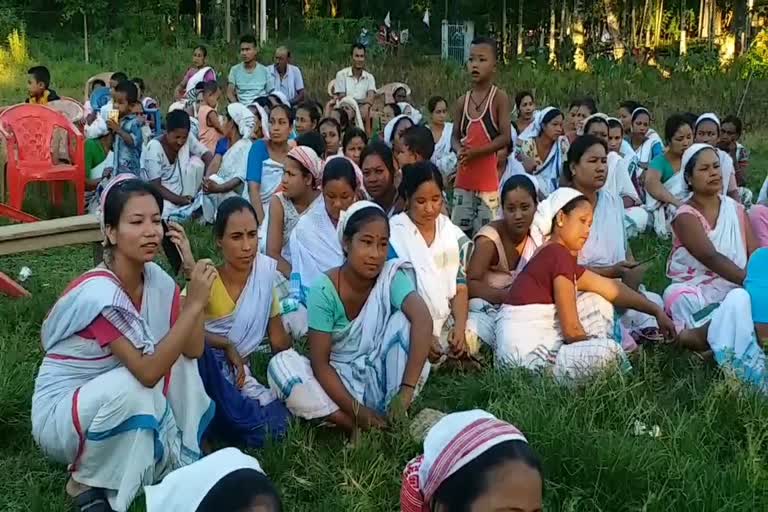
top-left (2, 36), bottom-right (768, 511)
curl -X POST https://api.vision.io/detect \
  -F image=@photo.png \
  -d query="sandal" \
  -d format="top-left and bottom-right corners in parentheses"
top-left (632, 327), bottom-right (666, 345)
top-left (73, 489), bottom-right (114, 512)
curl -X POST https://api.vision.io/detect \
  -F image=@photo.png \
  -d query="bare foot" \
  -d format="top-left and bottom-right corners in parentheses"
top-left (677, 325), bottom-right (710, 352)
top-left (65, 476), bottom-right (91, 498)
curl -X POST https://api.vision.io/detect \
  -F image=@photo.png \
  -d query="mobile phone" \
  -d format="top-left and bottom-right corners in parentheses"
top-left (161, 220), bottom-right (183, 276)
top-left (108, 109), bottom-right (119, 124)
top-left (629, 254), bottom-right (658, 267)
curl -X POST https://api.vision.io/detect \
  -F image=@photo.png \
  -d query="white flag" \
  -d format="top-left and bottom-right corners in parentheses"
top-left (423, 9), bottom-right (430, 27)
top-left (384, 11), bottom-right (391, 28)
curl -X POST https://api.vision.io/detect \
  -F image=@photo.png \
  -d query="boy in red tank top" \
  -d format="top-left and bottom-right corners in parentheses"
top-left (450, 37), bottom-right (512, 236)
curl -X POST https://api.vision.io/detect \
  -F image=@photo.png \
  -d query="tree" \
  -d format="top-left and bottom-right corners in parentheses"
top-left (549, 0), bottom-right (557, 63)
top-left (603, 0), bottom-right (626, 58)
top-left (572, 0), bottom-right (586, 69)
top-left (517, 0), bottom-right (524, 55)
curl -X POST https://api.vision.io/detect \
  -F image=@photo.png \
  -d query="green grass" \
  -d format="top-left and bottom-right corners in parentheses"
top-left (2, 37), bottom-right (768, 511)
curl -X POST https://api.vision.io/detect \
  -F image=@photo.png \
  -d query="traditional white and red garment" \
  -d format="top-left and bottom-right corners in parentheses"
top-left (400, 410), bottom-right (528, 512)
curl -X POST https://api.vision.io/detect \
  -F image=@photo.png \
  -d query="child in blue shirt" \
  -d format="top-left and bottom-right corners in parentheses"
top-left (106, 80), bottom-right (143, 177)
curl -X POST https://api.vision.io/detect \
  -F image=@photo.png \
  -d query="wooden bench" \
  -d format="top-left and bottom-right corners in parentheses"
top-left (0, 214), bottom-right (101, 257)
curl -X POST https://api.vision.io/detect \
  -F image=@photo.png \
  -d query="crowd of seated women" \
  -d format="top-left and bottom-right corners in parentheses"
top-left (32, 45), bottom-right (768, 512)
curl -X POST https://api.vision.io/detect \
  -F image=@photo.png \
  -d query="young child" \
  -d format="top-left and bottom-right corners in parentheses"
top-left (450, 36), bottom-right (512, 236)
top-left (25, 66), bottom-right (60, 104)
top-left (396, 125), bottom-right (435, 168)
top-left (198, 81), bottom-right (225, 152)
top-left (106, 80), bottom-right (143, 177)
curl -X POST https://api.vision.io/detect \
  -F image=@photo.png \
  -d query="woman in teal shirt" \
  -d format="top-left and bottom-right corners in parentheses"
top-left (267, 201), bottom-right (433, 434)
top-left (645, 114), bottom-right (694, 209)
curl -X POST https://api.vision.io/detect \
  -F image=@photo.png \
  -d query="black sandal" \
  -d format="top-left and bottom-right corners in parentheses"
top-left (73, 489), bottom-right (114, 512)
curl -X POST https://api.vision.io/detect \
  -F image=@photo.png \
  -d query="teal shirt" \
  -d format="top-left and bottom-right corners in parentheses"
top-left (307, 270), bottom-right (416, 333)
top-left (649, 153), bottom-right (677, 183)
top-left (228, 63), bottom-right (274, 105)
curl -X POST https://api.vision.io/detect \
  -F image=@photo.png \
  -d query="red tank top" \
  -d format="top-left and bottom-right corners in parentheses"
top-left (455, 86), bottom-right (500, 193)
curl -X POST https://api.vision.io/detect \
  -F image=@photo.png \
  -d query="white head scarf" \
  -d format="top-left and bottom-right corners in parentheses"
top-left (400, 410), bottom-right (529, 512)
top-left (227, 103), bottom-right (255, 138)
top-left (579, 112), bottom-right (609, 136)
top-left (337, 200), bottom-right (384, 244)
top-left (519, 106), bottom-right (560, 141)
top-left (398, 102), bottom-right (423, 125)
top-left (248, 102), bottom-right (270, 140)
top-left (531, 186), bottom-right (586, 242)
top-left (695, 112), bottom-right (721, 130)
top-left (144, 448), bottom-right (266, 511)
top-left (681, 143), bottom-right (719, 181)
top-left (338, 96), bottom-right (365, 130)
top-left (269, 90), bottom-right (290, 107)
top-left (384, 114), bottom-right (414, 147)
top-left (630, 107), bottom-right (651, 123)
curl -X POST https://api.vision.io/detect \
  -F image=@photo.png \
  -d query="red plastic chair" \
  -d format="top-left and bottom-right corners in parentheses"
top-left (0, 104), bottom-right (86, 215)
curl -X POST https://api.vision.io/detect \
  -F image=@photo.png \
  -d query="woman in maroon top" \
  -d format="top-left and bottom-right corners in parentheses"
top-left (496, 187), bottom-right (675, 381)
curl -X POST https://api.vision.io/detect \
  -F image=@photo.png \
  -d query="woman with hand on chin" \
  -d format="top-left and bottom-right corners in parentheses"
top-left (268, 202), bottom-right (433, 432)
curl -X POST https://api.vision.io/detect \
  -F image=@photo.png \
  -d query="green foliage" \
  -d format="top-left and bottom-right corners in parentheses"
top-left (303, 17), bottom-right (375, 44)
top-left (0, 6), bottom-right (22, 39)
top-left (744, 29), bottom-right (768, 79)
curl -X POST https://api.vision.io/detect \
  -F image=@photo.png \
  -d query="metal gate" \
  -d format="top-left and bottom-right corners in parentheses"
top-left (441, 20), bottom-right (475, 65)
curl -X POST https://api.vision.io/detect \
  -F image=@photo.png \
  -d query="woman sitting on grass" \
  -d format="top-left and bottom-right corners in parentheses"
top-left (200, 103), bottom-right (254, 223)
top-left (466, 175), bottom-right (540, 350)
top-left (145, 448), bottom-right (283, 512)
top-left (342, 126), bottom-right (368, 166)
top-left (319, 117), bottom-right (343, 158)
top-left (666, 145), bottom-right (767, 392)
top-left (645, 114), bottom-right (694, 237)
top-left (693, 113), bottom-right (739, 201)
top-left (362, 142), bottom-right (404, 217)
top-left (289, 157), bottom-right (359, 302)
top-left (627, 106), bottom-right (663, 168)
top-left (495, 187), bottom-right (675, 381)
top-left (428, 96), bottom-right (458, 180)
top-left (294, 101), bottom-right (321, 137)
top-left (268, 202), bottom-right (433, 432)
top-left (401, 410), bottom-right (543, 512)
top-left (515, 106), bottom-right (569, 198)
top-left (171, 198), bottom-right (293, 448)
top-left (563, 134), bottom-right (666, 346)
top-left (175, 45), bottom-right (216, 101)
top-left (514, 90), bottom-right (536, 134)
top-left (143, 110), bottom-right (213, 219)
top-left (385, 114), bottom-right (415, 152)
top-left (663, 144), bottom-right (757, 330)
top-left (32, 177), bottom-right (216, 512)
top-left (266, 145), bottom-right (323, 280)
top-left (247, 104), bottom-right (293, 245)
top-left (389, 162), bottom-right (475, 363)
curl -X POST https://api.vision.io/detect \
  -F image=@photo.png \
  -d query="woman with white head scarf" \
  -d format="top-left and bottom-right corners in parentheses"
top-left (628, 106), bottom-right (663, 168)
top-left (145, 448), bottom-right (282, 511)
top-left (645, 114), bottom-right (695, 237)
top-left (401, 410), bottom-right (542, 512)
top-left (664, 144), bottom-right (767, 393)
top-left (693, 113), bottom-right (739, 200)
top-left (338, 95), bottom-right (365, 130)
top-left (496, 187), bottom-right (674, 381)
top-left (663, 143), bottom-right (757, 331)
top-left (385, 114), bottom-right (416, 150)
top-left (198, 103), bottom-right (255, 223)
top-left (268, 201), bottom-right (433, 433)
top-left (513, 106), bottom-right (570, 198)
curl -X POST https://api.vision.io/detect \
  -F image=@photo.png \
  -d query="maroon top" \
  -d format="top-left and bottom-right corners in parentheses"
top-left (505, 243), bottom-right (585, 306)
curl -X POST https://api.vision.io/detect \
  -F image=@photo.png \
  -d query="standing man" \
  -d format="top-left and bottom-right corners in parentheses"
top-left (269, 46), bottom-right (305, 106)
top-left (227, 34), bottom-right (273, 105)
top-left (333, 43), bottom-right (376, 131)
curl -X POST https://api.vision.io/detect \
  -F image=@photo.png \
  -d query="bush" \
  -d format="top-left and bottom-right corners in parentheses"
top-left (303, 17), bottom-right (375, 44)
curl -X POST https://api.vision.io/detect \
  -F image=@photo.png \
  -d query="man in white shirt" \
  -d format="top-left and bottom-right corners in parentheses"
top-left (269, 46), bottom-right (305, 106)
top-left (333, 43), bottom-right (376, 130)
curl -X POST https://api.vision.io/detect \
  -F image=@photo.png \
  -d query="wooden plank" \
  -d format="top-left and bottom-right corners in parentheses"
top-left (0, 214), bottom-right (99, 242)
top-left (0, 229), bottom-right (102, 256)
